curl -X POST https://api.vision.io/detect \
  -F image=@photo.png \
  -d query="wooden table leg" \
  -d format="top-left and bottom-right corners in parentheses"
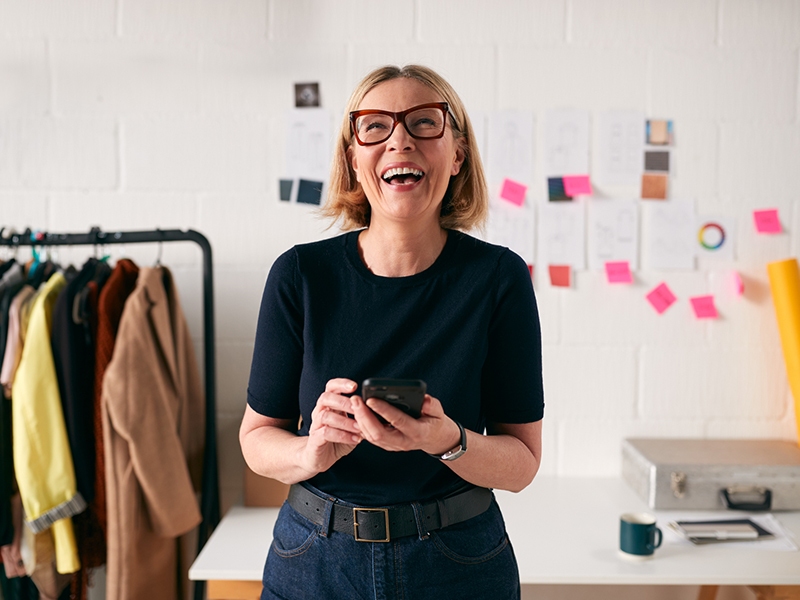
top-left (748, 586), bottom-right (800, 600)
top-left (206, 580), bottom-right (263, 600)
top-left (697, 585), bottom-right (719, 600)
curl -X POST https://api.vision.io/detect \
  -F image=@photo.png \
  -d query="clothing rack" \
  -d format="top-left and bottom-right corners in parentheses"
top-left (0, 226), bottom-right (219, 600)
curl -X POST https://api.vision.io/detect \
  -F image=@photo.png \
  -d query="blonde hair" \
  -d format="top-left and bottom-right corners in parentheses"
top-left (320, 65), bottom-right (488, 231)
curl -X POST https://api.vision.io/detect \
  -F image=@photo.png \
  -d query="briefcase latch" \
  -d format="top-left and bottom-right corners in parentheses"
top-left (670, 471), bottom-right (687, 498)
top-left (720, 486), bottom-right (772, 511)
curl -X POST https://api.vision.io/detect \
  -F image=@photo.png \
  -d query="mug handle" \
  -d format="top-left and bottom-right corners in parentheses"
top-left (649, 527), bottom-right (663, 550)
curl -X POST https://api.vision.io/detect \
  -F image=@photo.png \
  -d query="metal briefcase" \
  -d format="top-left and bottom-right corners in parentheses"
top-left (621, 438), bottom-right (800, 511)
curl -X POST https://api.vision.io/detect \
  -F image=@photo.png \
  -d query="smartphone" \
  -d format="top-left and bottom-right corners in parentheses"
top-left (361, 378), bottom-right (427, 419)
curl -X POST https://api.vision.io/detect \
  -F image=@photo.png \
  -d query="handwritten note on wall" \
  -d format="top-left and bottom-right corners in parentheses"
top-left (594, 110), bottom-right (645, 186)
top-left (587, 199), bottom-right (639, 271)
top-left (543, 108), bottom-right (590, 177)
top-left (537, 202), bottom-right (586, 270)
top-left (486, 201), bottom-right (535, 266)
top-left (643, 200), bottom-right (695, 270)
top-left (487, 110), bottom-right (535, 190)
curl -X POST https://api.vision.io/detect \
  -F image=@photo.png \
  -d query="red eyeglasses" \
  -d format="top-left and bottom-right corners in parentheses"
top-left (349, 102), bottom-right (452, 146)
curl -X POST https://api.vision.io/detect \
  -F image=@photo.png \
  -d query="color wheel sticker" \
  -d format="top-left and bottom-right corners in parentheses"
top-left (698, 222), bottom-right (725, 251)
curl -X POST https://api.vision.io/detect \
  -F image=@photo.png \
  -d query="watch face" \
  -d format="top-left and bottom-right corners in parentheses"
top-left (442, 446), bottom-right (465, 461)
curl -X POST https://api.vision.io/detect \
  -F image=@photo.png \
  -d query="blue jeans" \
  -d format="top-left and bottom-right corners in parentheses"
top-left (261, 493), bottom-right (520, 600)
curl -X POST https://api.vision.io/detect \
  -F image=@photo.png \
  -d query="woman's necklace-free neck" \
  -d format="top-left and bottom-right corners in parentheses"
top-left (357, 223), bottom-right (447, 278)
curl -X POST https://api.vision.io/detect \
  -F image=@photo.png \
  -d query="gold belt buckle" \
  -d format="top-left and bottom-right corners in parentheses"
top-left (353, 508), bottom-right (390, 542)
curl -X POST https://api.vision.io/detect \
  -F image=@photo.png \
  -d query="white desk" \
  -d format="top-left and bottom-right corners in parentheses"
top-left (190, 477), bottom-right (800, 599)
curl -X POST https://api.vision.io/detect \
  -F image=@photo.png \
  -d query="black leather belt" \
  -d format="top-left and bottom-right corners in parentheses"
top-left (287, 483), bottom-right (493, 543)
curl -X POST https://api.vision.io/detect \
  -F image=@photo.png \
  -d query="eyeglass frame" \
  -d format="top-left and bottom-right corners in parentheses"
top-left (349, 102), bottom-right (456, 146)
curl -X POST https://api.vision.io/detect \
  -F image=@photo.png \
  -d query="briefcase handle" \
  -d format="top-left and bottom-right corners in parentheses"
top-left (720, 486), bottom-right (772, 511)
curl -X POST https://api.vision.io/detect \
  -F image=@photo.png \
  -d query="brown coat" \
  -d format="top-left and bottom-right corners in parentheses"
top-left (102, 266), bottom-right (204, 600)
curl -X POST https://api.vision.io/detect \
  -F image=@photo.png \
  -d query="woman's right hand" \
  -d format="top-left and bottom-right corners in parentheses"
top-left (300, 378), bottom-right (363, 476)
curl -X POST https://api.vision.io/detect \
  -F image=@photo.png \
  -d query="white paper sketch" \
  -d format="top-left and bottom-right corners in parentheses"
top-left (285, 108), bottom-right (332, 180)
top-left (594, 110), bottom-right (645, 186)
top-left (486, 199), bottom-right (535, 265)
top-left (587, 199), bottom-right (639, 271)
top-left (643, 200), bottom-right (696, 270)
top-left (544, 108), bottom-right (590, 177)
top-left (486, 110), bottom-right (535, 189)
top-left (537, 202), bottom-right (586, 270)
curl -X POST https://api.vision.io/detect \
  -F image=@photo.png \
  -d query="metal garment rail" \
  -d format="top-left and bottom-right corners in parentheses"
top-left (0, 227), bottom-right (220, 600)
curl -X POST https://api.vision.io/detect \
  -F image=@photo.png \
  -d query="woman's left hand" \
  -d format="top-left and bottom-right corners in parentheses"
top-left (350, 393), bottom-right (461, 455)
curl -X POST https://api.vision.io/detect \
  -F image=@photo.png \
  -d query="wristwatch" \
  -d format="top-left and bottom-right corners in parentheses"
top-left (428, 420), bottom-right (467, 461)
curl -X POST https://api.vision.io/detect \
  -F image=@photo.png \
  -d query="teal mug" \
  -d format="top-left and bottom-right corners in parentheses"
top-left (619, 513), bottom-right (663, 560)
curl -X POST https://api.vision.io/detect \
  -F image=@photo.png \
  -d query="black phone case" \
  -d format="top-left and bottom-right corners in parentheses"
top-left (361, 378), bottom-right (426, 419)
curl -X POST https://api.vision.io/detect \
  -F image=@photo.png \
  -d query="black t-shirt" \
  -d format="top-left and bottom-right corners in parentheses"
top-left (247, 229), bottom-right (544, 506)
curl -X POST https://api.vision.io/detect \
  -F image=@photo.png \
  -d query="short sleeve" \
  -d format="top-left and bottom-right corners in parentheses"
top-left (246, 249), bottom-right (304, 420)
top-left (480, 251), bottom-right (544, 424)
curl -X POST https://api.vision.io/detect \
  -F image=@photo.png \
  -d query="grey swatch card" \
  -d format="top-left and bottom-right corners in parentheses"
top-left (645, 150), bottom-right (670, 173)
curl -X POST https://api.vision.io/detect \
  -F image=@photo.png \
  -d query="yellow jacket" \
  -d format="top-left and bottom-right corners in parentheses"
top-left (13, 272), bottom-right (84, 574)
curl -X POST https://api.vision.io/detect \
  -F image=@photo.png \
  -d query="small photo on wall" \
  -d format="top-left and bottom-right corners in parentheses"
top-left (278, 178), bottom-right (325, 205)
top-left (641, 173), bottom-right (668, 200)
top-left (646, 120), bottom-right (673, 145)
top-left (644, 150), bottom-right (670, 173)
top-left (295, 82), bottom-right (321, 107)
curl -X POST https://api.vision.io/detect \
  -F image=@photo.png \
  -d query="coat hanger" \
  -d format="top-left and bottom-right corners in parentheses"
top-left (110, 231), bottom-right (125, 263)
top-left (0, 228), bottom-right (12, 262)
top-left (154, 227), bottom-right (164, 267)
top-left (28, 230), bottom-right (42, 279)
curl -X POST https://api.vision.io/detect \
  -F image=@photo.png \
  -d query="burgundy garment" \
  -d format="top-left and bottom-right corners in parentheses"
top-left (92, 259), bottom-right (139, 540)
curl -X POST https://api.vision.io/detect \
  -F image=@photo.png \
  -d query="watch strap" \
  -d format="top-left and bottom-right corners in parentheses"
top-left (428, 420), bottom-right (467, 461)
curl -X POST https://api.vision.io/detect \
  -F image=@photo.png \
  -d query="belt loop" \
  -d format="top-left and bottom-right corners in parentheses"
top-left (410, 502), bottom-right (429, 541)
top-left (436, 498), bottom-right (449, 529)
top-left (319, 496), bottom-right (335, 538)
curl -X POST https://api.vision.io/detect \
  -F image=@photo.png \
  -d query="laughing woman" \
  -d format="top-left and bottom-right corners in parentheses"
top-left (240, 64), bottom-right (544, 600)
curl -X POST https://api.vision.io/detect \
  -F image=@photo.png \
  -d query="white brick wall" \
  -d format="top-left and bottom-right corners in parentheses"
top-left (498, 45), bottom-right (649, 111)
top-left (419, 0), bottom-right (566, 45)
top-left (0, 40), bottom-right (49, 114)
top-left (0, 3), bottom-right (799, 574)
top-left (570, 0), bottom-right (718, 48)
top-left (0, 0), bottom-right (117, 40)
top-left (720, 0), bottom-right (800, 48)
top-left (52, 40), bottom-right (203, 116)
top-left (651, 48), bottom-right (798, 122)
top-left (120, 0), bottom-right (269, 43)
top-left (123, 116), bottom-right (270, 191)
top-left (0, 117), bottom-right (118, 188)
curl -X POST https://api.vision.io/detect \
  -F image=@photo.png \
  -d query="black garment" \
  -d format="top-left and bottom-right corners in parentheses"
top-left (27, 261), bottom-right (56, 290)
top-left (0, 570), bottom-right (39, 600)
top-left (51, 259), bottom-right (98, 502)
top-left (247, 230), bottom-right (544, 506)
top-left (0, 279), bottom-right (26, 547)
top-left (0, 259), bottom-right (16, 280)
top-left (74, 261), bottom-right (112, 348)
top-left (0, 395), bottom-right (12, 547)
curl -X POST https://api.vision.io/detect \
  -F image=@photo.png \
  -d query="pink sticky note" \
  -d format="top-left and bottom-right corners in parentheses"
top-left (562, 175), bottom-right (593, 197)
top-left (646, 282), bottom-right (677, 315)
top-left (690, 295), bottom-right (718, 319)
top-left (605, 261), bottom-right (632, 284)
top-left (499, 178), bottom-right (527, 207)
top-left (731, 271), bottom-right (744, 296)
top-left (753, 209), bottom-right (782, 234)
top-left (549, 265), bottom-right (571, 287)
